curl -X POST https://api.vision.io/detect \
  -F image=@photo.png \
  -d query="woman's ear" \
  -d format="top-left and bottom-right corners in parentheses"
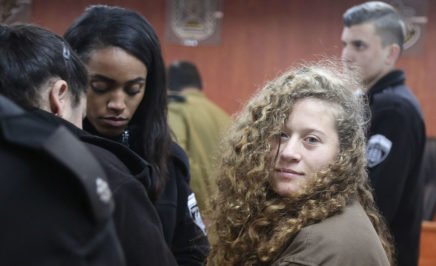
top-left (48, 79), bottom-right (69, 117)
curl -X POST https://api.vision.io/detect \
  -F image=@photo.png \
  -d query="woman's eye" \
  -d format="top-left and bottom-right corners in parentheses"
top-left (279, 132), bottom-right (289, 139)
top-left (126, 83), bottom-right (145, 96)
top-left (90, 81), bottom-right (110, 93)
top-left (304, 136), bottom-right (320, 144)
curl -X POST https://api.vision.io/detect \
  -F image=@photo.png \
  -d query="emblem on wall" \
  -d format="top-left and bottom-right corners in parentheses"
top-left (390, 0), bottom-right (428, 53)
top-left (166, 0), bottom-right (223, 46)
top-left (0, 0), bottom-right (31, 24)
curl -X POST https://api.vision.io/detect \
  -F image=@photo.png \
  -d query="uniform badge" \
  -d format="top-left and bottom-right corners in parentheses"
top-left (367, 134), bottom-right (392, 168)
top-left (96, 177), bottom-right (112, 203)
top-left (187, 193), bottom-right (207, 235)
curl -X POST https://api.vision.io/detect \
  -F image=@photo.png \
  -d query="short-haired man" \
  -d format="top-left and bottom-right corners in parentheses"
top-left (341, 2), bottom-right (426, 266)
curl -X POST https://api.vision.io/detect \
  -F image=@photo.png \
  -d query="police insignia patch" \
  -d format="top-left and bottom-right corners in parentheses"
top-left (187, 193), bottom-right (207, 235)
top-left (96, 177), bottom-right (112, 203)
top-left (367, 134), bottom-right (392, 168)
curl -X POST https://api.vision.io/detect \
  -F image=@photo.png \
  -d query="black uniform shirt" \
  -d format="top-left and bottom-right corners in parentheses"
top-left (366, 70), bottom-right (426, 266)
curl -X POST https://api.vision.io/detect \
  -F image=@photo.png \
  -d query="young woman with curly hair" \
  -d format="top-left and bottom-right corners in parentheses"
top-left (207, 63), bottom-right (394, 266)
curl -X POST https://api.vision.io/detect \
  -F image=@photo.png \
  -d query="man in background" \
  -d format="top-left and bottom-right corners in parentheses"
top-left (341, 2), bottom-right (426, 266)
top-left (167, 60), bottom-right (231, 214)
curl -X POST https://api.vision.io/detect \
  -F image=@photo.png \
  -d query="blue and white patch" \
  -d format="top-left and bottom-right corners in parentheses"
top-left (367, 134), bottom-right (392, 168)
top-left (187, 193), bottom-right (207, 235)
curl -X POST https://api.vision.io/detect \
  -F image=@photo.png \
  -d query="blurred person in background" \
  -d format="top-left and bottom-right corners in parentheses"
top-left (167, 60), bottom-right (231, 214)
top-left (341, 2), bottom-right (426, 265)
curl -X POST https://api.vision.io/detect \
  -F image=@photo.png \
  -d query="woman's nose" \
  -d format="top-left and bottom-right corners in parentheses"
top-left (279, 139), bottom-right (302, 162)
top-left (107, 91), bottom-right (126, 112)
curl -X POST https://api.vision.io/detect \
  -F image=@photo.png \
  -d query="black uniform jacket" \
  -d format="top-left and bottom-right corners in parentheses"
top-left (30, 109), bottom-right (177, 266)
top-left (367, 70), bottom-right (426, 266)
top-left (83, 119), bottom-right (210, 265)
top-left (0, 97), bottom-right (125, 265)
top-left (155, 142), bottom-right (210, 265)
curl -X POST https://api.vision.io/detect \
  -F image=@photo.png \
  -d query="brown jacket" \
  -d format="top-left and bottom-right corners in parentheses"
top-left (168, 90), bottom-right (231, 212)
top-left (272, 201), bottom-right (390, 266)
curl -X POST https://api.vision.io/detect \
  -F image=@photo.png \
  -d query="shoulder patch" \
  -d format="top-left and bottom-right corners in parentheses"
top-left (367, 134), bottom-right (392, 168)
top-left (187, 193), bottom-right (207, 235)
top-left (96, 177), bottom-right (112, 203)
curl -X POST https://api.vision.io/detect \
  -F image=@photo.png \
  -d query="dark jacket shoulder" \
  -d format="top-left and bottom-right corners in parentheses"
top-left (0, 107), bottom-right (124, 266)
top-left (0, 95), bottom-right (24, 116)
top-left (28, 109), bottom-right (177, 266)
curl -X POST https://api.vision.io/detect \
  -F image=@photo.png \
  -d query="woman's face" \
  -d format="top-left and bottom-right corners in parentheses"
top-left (85, 46), bottom-right (147, 137)
top-left (270, 98), bottom-right (340, 197)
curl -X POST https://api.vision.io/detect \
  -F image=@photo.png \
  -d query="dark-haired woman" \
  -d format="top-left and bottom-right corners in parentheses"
top-left (65, 5), bottom-right (209, 266)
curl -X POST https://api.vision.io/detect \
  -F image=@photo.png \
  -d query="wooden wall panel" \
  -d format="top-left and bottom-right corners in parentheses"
top-left (31, 0), bottom-right (436, 136)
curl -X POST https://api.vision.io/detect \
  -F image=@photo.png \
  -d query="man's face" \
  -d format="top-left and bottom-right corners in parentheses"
top-left (341, 22), bottom-right (391, 89)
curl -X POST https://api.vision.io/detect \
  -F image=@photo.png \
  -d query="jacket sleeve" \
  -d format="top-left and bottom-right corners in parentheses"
top-left (112, 178), bottom-right (178, 266)
top-left (168, 106), bottom-right (189, 151)
top-left (367, 106), bottom-right (415, 222)
top-left (169, 143), bottom-right (210, 266)
top-left (90, 143), bottom-right (178, 266)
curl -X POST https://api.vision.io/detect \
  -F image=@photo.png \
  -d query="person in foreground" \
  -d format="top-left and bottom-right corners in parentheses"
top-left (0, 29), bottom-right (124, 265)
top-left (0, 24), bottom-right (176, 266)
top-left (207, 63), bottom-right (394, 266)
top-left (64, 5), bottom-right (209, 265)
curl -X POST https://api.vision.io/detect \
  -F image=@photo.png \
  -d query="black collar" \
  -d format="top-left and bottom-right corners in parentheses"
top-left (30, 108), bottom-right (84, 135)
top-left (367, 70), bottom-right (405, 104)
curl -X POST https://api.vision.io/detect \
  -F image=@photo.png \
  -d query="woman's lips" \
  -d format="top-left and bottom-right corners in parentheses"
top-left (275, 168), bottom-right (304, 180)
top-left (101, 117), bottom-right (128, 127)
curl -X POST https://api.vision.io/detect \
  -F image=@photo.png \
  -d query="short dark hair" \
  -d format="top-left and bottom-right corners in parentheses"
top-left (0, 24), bottom-right (87, 109)
top-left (343, 1), bottom-right (405, 50)
top-left (64, 5), bottom-right (170, 193)
top-left (167, 61), bottom-right (203, 92)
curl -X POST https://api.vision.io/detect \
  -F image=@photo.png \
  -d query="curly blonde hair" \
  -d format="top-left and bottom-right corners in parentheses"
top-left (206, 62), bottom-right (395, 265)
